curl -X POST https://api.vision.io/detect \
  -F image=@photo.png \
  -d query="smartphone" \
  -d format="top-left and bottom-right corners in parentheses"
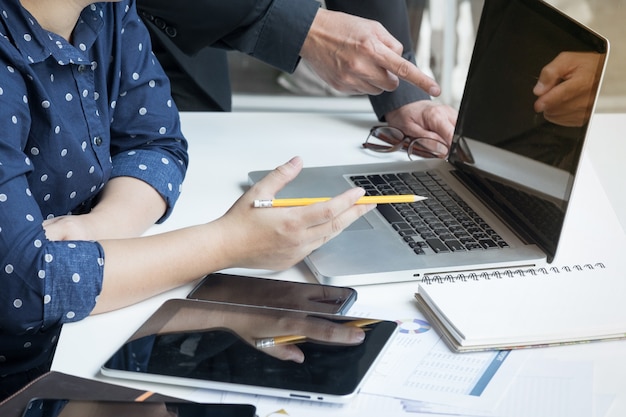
top-left (21, 398), bottom-right (256, 417)
top-left (187, 273), bottom-right (357, 314)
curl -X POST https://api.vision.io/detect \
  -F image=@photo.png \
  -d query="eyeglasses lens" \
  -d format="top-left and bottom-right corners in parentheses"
top-left (407, 137), bottom-right (449, 159)
top-left (366, 127), bottom-right (407, 152)
top-left (364, 126), bottom-right (449, 159)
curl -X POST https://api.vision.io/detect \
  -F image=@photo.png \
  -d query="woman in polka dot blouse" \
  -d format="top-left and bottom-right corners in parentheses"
top-left (0, 0), bottom-right (370, 399)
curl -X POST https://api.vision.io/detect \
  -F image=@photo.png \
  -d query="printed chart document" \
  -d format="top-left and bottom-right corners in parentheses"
top-left (402, 358), bottom-right (595, 417)
top-left (415, 261), bottom-right (626, 352)
top-left (350, 306), bottom-right (527, 412)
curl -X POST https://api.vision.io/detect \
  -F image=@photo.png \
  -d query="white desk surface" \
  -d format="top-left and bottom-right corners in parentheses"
top-left (52, 112), bottom-right (626, 416)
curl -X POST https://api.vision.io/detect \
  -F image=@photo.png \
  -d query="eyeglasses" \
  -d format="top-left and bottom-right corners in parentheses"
top-left (362, 126), bottom-right (450, 159)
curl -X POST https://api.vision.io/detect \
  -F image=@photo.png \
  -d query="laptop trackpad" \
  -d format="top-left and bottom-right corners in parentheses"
top-left (346, 216), bottom-right (373, 231)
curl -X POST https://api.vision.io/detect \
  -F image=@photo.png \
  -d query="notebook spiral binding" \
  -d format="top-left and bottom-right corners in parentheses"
top-left (422, 262), bottom-right (606, 284)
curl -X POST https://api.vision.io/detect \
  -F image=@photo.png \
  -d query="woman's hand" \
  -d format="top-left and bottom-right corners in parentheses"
top-left (213, 156), bottom-right (376, 271)
top-left (94, 157), bottom-right (375, 314)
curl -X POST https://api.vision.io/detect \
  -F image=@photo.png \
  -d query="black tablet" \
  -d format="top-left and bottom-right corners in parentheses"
top-left (101, 299), bottom-right (397, 403)
top-left (21, 398), bottom-right (255, 417)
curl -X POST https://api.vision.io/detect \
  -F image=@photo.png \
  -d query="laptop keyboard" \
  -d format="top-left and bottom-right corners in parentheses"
top-left (485, 177), bottom-right (562, 241)
top-left (350, 171), bottom-right (508, 255)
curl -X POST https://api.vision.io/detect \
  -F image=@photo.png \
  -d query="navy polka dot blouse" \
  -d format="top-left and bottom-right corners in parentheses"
top-left (0, 0), bottom-right (188, 377)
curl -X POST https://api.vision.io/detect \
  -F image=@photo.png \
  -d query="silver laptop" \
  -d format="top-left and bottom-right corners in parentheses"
top-left (249, 0), bottom-right (609, 286)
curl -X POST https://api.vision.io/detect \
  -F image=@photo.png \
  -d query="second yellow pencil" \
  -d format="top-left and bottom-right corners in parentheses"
top-left (255, 319), bottom-right (382, 348)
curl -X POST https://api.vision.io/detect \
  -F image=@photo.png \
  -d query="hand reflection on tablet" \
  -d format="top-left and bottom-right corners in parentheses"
top-left (126, 300), bottom-right (366, 364)
top-left (102, 300), bottom-right (392, 396)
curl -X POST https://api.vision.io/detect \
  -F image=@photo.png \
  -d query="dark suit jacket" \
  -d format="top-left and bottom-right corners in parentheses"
top-left (137, 0), bottom-right (430, 114)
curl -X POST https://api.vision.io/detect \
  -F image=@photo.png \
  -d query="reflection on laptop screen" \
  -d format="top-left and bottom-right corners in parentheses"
top-left (449, 0), bottom-right (608, 260)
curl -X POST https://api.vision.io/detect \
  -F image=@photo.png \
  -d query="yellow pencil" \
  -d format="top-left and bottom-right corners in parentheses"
top-left (254, 319), bottom-right (382, 348)
top-left (253, 195), bottom-right (426, 208)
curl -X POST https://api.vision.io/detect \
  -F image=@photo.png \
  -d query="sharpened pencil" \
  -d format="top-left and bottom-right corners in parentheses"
top-left (253, 195), bottom-right (427, 208)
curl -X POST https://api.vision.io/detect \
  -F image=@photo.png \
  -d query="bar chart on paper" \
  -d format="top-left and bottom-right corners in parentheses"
top-left (394, 336), bottom-right (509, 396)
top-left (356, 308), bottom-right (527, 411)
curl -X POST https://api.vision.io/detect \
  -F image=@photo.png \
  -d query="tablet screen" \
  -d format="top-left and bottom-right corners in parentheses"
top-left (101, 299), bottom-right (397, 403)
top-left (21, 399), bottom-right (255, 417)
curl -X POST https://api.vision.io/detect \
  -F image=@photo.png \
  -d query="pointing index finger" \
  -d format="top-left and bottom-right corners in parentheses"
top-left (380, 49), bottom-right (441, 97)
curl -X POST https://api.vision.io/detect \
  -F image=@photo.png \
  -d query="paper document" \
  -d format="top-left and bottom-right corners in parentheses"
top-left (348, 306), bottom-right (526, 411)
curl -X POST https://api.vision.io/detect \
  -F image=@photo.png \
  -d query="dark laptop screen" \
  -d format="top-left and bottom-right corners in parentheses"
top-left (448, 0), bottom-right (608, 261)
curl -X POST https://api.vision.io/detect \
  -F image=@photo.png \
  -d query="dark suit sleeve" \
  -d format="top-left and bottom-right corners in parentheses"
top-left (325, 0), bottom-right (431, 120)
top-left (137, 0), bottom-right (319, 72)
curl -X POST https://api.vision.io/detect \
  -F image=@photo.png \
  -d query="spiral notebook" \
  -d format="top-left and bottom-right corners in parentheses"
top-left (415, 262), bottom-right (626, 352)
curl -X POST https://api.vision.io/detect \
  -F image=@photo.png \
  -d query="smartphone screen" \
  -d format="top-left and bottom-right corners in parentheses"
top-left (187, 273), bottom-right (357, 314)
top-left (21, 399), bottom-right (256, 417)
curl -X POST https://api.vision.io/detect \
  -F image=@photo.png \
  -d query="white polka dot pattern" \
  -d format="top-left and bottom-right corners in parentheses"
top-left (0, 0), bottom-right (188, 375)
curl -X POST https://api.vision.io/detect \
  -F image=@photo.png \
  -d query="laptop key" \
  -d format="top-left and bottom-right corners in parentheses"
top-left (479, 239), bottom-right (498, 249)
top-left (445, 240), bottom-right (466, 251)
top-left (368, 175), bottom-right (387, 186)
top-left (426, 238), bottom-right (449, 253)
top-left (375, 204), bottom-right (404, 224)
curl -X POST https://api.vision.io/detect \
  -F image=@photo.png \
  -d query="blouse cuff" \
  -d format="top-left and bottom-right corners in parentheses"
top-left (43, 240), bottom-right (105, 327)
top-left (111, 149), bottom-right (185, 223)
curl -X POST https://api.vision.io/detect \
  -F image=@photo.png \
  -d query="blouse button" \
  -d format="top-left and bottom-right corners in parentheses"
top-left (77, 65), bottom-right (86, 73)
top-left (153, 17), bottom-right (167, 30)
top-left (94, 136), bottom-right (103, 146)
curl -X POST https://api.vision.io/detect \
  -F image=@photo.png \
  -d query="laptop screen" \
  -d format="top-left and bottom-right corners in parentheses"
top-left (448, 0), bottom-right (608, 261)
